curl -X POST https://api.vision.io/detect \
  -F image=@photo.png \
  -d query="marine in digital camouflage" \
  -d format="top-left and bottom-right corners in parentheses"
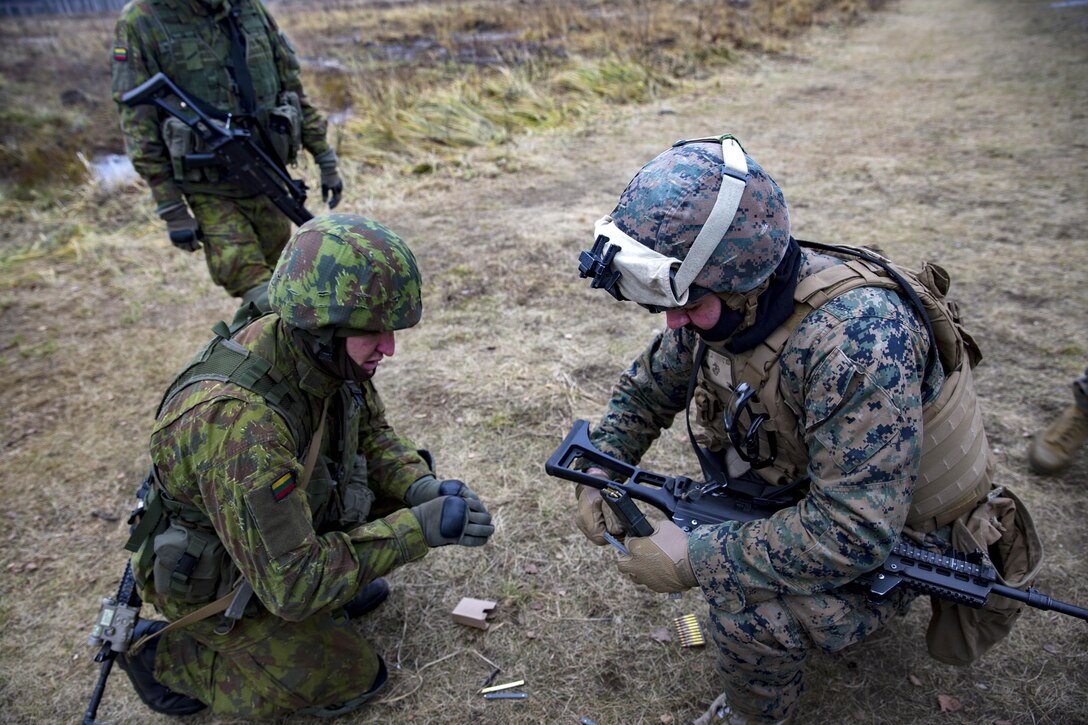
top-left (611, 141), bottom-right (790, 294)
top-left (591, 248), bottom-right (950, 723)
top-left (269, 214), bottom-right (423, 333)
top-left (110, 0), bottom-right (332, 297)
top-left (582, 135), bottom-right (977, 723)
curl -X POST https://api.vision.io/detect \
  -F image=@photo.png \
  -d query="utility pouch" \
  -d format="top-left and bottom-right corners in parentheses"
top-left (925, 485), bottom-right (1044, 666)
top-left (319, 462), bottom-right (375, 532)
top-left (337, 478), bottom-right (376, 530)
top-left (161, 116), bottom-right (205, 183)
top-left (152, 520), bottom-right (232, 603)
top-left (264, 90), bottom-right (302, 166)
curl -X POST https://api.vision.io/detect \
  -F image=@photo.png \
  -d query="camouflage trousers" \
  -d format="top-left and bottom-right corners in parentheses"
top-left (155, 607), bottom-right (382, 717)
top-left (186, 192), bottom-right (292, 298)
top-left (706, 586), bottom-right (915, 724)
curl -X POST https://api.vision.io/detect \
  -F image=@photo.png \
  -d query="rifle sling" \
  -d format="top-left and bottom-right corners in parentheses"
top-left (222, 9), bottom-right (256, 115)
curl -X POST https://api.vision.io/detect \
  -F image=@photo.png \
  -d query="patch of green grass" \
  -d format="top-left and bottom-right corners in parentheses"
top-left (498, 578), bottom-right (536, 606)
top-left (120, 299), bottom-right (143, 326)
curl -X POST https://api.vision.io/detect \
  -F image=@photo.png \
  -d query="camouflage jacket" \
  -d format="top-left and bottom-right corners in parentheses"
top-left (143, 314), bottom-right (430, 622)
top-left (591, 248), bottom-right (946, 614)
top-left (111, 0), bottom-right (330, 206)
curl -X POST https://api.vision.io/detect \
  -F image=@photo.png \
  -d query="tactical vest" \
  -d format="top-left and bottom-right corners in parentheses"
top-left (693, 244), bottom-right (990, 533)
top-left (147, 0), bottom-right (304, 187)
top-left (148, 0), bottom-right (281, 115)
top-left (126, 316), bottom-right (362, 601)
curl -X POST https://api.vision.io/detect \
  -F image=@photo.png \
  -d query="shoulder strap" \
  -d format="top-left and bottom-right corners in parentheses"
top-left (797, 240), bottom-right (939, 380)
top-left (157, 325), bottom-right (309, 451)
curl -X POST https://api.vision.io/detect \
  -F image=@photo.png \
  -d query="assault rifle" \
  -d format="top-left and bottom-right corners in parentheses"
top-left (82, 562), bottom-right (142, 725)
top-left (546, 419), bottom-right (1088, 621)
top-left (121, 72), bottom-right (313, 226)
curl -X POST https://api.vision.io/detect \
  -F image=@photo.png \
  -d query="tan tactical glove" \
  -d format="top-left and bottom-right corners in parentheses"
top-left (574, 479), bottom-right (626, 546)
top-left (616, 520), bottom-right (698, 593)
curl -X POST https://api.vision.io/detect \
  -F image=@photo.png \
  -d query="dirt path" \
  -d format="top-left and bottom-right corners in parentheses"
top-left (2, 0), bottom-right (1086, 723)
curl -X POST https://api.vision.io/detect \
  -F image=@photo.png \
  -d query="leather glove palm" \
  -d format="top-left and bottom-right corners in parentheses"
top-left (615, 520), bottom-right (698, 593)
top-left (158, 201), bottom-right (202, 252)
top-left (312, 148), bottom-right (343, 209)
top-left (574, 481), bottom-right (626, 546)
top-left (411, 495), bottom-right (494, 548)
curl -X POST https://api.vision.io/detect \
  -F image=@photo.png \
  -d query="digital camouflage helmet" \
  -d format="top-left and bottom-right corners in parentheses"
top-left (579, 135), bottom-right (790, 308)
top-left (269, 214), bottom-right (423, 334)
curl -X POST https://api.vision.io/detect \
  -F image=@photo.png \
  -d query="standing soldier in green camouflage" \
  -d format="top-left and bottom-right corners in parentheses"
top-left (117, 214), bottom-right (494, 717)
top-left (111, 0), bottom-right (344, 311)
top-left (571, 136), bottom-right (1025, 724)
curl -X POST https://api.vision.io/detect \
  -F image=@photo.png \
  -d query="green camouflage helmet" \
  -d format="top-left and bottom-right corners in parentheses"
top-left (611, 139), bottom-right (790, 294)
top-left (268, 214), bottom-right (423, 333)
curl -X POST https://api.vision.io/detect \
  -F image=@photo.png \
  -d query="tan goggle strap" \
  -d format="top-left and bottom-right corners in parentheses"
top-left (587, 135), bottom-right (748, 309)
top-left (670, 135), bottom-right (749, 294)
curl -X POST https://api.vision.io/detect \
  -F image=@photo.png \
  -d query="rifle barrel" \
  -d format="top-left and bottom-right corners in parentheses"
top-left (991, 583), bottom-right (1088, 621)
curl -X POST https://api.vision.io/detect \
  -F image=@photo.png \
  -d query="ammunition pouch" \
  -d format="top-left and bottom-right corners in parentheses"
top-left (925, 485), bottom-right (1044, 665)
top-left (262, 90), bottom-right (303, 167)
top-left (311, 456), bottom-right (374, 534)
top-left (151, 519), bottom-right (234, 603)
top-left (162, 116), bottom-right (220, 184)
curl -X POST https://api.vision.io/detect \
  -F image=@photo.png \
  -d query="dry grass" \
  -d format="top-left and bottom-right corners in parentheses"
top-left (0, 0), bottom-right (878, 198)
top-left (2, 0), bottom-right (1087, 724)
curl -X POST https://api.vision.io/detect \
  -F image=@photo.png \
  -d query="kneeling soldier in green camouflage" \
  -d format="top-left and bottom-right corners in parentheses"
top-left (119, 214), bottom-right (494, 717)
top-left (572, 136), bottom-right (1008, 724)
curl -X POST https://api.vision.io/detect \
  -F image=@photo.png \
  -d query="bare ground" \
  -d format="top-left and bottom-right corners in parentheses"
top-left (1, 0), bottom-right (1087, 723)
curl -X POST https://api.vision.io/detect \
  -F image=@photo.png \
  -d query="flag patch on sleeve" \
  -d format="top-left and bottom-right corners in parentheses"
top-left (271, 472), bottom-right (296, 502)
top-left (113, 46), bottom-right (128, 62)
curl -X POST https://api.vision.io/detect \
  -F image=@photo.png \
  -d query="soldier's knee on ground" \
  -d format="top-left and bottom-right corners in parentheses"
top-left (117, 620), bottom-right (206, 716)
top-left (297, 655), bottom-right (388, 718)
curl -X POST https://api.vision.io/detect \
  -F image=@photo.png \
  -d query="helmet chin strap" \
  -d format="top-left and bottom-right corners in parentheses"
top-left (290, 328), bottom-right (375, 384)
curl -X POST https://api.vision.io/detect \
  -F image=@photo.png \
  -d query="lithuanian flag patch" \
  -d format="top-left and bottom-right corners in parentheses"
top-left (113, 46), bottom-right (128, 62)
top-left (271, 472), bottom-right (295, 502)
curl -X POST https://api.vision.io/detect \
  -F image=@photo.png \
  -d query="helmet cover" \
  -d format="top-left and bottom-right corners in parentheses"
top-left (611, 141), bottom-right (790, 294)
top-left (268, 214), bottom-right (423, 333)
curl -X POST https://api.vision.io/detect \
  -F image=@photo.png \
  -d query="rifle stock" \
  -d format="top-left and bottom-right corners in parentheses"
top-left (121, 72), bottom-right (313, 226)
top-left (546, 419), bottom-right (1088, 621)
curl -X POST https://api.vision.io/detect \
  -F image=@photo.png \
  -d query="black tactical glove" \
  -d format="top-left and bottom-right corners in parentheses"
top-left (312, 148), bottom-right (343, 209)
top-left (405, 476), bottom-right (485, 509)
top-left (158, 201), bottom-right (202, 252)
top-left (411, 495), bottom-right (494, 548)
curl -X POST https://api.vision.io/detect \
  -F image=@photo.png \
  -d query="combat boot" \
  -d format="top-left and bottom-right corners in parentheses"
top-left (692, 693), bottom-right (789, 725)
top-left (1028, 404), bottom-right (1088, 475)
top-left (343, 577), bottom-right (390, 619)
top-left (116, 619), bottom-right (206, 716)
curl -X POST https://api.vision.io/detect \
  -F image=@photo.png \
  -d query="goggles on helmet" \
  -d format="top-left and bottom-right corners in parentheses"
top-left (578, 134), bottom-right (749, 312)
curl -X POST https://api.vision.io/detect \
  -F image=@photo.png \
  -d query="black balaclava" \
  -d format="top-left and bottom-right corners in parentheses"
top-left (697, 237), bottom-right (802, 353)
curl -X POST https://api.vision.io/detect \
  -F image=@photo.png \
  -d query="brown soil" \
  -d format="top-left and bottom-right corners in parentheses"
top-left (1, 0), bottom-right (1085, 723)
